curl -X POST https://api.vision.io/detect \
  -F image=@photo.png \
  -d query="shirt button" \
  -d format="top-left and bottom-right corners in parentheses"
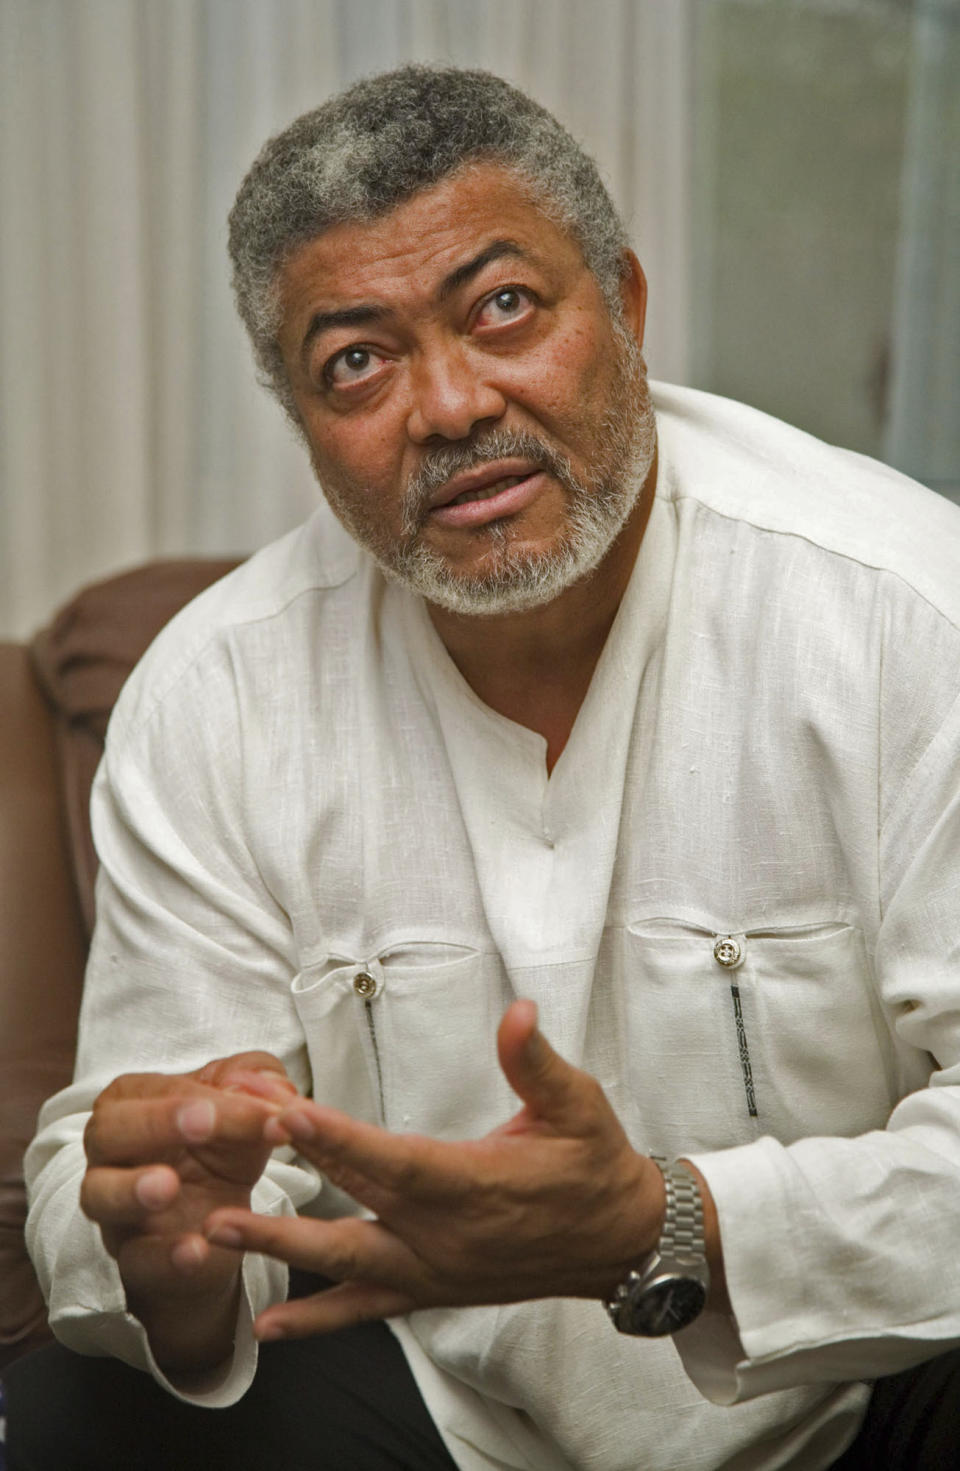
top-left (353, 970), bottom-right (377, 998)
top-left (713, 935), bottom-right (744, 969)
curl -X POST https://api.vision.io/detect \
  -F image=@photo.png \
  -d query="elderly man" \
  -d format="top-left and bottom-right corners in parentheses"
top-left (7, 65), bottom-right (960, 1471)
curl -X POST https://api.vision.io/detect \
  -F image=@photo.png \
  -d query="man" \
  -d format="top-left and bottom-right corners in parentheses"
top-left (8, 64), bottom-right (960, 1470)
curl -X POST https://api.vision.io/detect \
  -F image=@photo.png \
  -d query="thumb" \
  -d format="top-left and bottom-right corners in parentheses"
top-left (496, 1000), bottom-right (585, 1129)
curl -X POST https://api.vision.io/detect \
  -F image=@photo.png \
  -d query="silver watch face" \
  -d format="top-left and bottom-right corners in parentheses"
top-left (621, 1275), bottom-right (708, 1337)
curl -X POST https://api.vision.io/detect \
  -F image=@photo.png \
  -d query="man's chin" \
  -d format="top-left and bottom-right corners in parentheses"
top-left (377, 531), bottom-right (616, 619)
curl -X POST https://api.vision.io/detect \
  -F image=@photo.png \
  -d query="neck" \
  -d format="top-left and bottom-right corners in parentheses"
top-left (427, 456), bottom-right (656, 772)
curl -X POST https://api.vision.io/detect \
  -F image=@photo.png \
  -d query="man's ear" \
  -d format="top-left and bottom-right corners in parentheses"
top-left (619, 250), bottom-right (647, 350)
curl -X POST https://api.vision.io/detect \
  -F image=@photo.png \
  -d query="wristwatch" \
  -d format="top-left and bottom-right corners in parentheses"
top-left (604, 1157), bottom-right (710, 1337)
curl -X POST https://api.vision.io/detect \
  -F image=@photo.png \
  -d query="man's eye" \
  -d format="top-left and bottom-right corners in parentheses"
top-left (324, 346), bottom-right (384, 388)
top-left (476, 287), bottom-right (533, 328)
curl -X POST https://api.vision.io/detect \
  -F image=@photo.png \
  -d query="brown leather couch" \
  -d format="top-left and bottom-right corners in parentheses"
top-left (0, 558), bottom-right (239, 1368)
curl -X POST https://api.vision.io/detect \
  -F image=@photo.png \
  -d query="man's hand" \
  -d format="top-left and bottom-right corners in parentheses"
top-left (81, 1052), bottom-right (299, 1373)
top-left (204, 1001), bottom-right (669, 1342)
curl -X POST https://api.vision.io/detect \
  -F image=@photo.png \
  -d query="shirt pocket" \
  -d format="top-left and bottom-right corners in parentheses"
top-left (290, 957), bottom-right (383, 1126)
top-left (621, 919), bottom-right (896, 1153)
top-left (291, 945), bottom-right (515, 1139)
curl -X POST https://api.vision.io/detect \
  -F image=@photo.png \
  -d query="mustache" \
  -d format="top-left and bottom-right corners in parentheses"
top-left (401, 428), bottom-right (577, 531)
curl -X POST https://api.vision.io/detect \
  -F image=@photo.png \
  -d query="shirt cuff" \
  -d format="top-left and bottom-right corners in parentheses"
top-left (142, 1249), bottom-right (285, 1407)
top-left (683, 1130), bottom-right (960, 1403)
top-left (47, 1161), bottom-right (316, 1407)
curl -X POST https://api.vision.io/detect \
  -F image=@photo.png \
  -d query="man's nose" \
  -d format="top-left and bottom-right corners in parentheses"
top-left (405, 343), bottom-right (506, 443)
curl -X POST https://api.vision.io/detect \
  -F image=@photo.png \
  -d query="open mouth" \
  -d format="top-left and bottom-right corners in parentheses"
top-left (427, 469), bottom-right (546, 529)
top-left (445, 474), bottom-right (527, 507)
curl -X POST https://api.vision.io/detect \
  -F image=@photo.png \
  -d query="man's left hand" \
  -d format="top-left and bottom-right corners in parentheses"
top-left (204, 999), bottom-right (667, 1341)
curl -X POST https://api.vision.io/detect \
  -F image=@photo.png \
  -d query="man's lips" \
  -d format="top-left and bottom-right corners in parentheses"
top-left (426, 460), bottom-right (546, 529)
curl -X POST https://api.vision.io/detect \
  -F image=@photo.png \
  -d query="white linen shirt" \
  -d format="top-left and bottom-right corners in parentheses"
top-left (25, 384), bottom-right (960, 1470)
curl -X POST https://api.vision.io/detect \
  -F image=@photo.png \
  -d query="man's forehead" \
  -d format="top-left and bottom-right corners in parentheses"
top-left (279, 163), bottom-right (582, 301)
top-left (273, 166), bottom-right (588, 333)
top-left (342, 160), bottom-right (560, 239)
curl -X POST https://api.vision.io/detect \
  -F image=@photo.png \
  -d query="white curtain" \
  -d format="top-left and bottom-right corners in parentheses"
top-left (0, 0), bottom-right (694, 637)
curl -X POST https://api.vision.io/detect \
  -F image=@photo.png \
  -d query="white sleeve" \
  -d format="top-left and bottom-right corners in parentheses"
top-left (677, 684), bottom-right (960, 1404)
top-left (24, 646), bottom-right (321, 1406)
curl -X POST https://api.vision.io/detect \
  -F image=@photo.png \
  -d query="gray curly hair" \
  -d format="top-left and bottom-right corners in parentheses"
top-left (228, 64), bottom-right (631, 418)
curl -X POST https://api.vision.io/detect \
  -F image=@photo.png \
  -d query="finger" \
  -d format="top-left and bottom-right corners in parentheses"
top-left (219, 1070), bottom-right (301, 1107)
top-left (81, 1164), bottom-right (180, 1226)
top-left (96, 1072), bottom-right (216, 1104)
top-left (197, 1050), bottom-right (291, 1078)
top-left (496, 1000), bottom-right (601, 1133)
top-left (115, 1230), bottom-right (229, 1297)
top-left (99, 1058), bottom-right (295, 1104)
top-left (195, 1053), bottom-right (300, 1104)
top-left (204, 1209), bottom-right (411, 1285)
top-left (255, 1281), bottom-right (417, 1341)
top-left (263, 1104), bottom-right (472, 1207)
top-left (85, 1090), bottom-right (277, 1167)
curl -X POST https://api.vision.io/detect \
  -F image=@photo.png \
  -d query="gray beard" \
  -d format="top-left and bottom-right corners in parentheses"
top-left (321, 343), bottom-right (656, 618)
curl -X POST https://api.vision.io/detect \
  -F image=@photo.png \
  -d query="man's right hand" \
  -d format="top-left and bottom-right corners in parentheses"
top-left (80, 1052), bottom-right (299, 1375)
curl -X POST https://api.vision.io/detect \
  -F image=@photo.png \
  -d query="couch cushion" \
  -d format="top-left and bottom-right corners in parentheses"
top-left (29, 559), bottom-right (240, 938)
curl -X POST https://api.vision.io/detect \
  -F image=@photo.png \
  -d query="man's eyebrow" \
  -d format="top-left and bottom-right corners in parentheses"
top-left (438, 240), bottom-right (529, 300)
top-left (301, 304), bottom-right (387, 365)
top-left (299, 240), bottom-right (531, 365)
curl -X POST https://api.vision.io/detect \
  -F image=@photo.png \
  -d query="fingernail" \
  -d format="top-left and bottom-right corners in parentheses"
top-left (255, 1318), bottom-right (284, 1342)
top-left (135, 1171), bottom-right (174, 1210)
top-left (207, 1222), bottom-right (243, 1248)
top-left (278, 1108), bottom-right (315, 1140)
top-left (170, 1237), bottom-right (206, 1273)
top-left (264, 1116), bottom-right (293, 1144)
top-left (177, 1099), bottom-right (216, 1142)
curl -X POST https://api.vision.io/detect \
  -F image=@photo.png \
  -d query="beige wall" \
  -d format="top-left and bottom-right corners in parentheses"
top-left (690, 1), bottom-right (912, 460)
